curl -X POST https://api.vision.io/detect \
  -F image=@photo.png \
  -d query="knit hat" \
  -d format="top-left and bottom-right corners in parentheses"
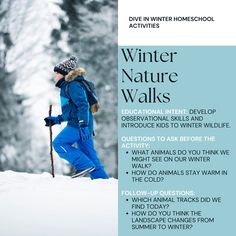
top-left (54, 55), bottom-right (78, 75)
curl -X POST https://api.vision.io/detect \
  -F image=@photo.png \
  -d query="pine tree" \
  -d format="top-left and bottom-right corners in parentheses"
top-left (0, 1), bottom-right (27, 171)
top-left (50, 0), bottom-right (118, 177)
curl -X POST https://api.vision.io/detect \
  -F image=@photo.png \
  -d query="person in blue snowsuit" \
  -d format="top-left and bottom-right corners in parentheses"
top-left (44, 56), bottom-right (109, 179)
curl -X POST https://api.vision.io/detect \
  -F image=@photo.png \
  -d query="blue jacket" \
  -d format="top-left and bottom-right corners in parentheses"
top-left (56, 75), bottom-right (94, 133)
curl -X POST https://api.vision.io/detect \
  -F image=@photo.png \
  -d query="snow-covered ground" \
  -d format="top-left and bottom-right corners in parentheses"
top-left (0, 171), bottom-right (118, 236)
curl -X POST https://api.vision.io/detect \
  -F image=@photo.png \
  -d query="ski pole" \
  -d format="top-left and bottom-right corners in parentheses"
top-left (49, 104), bottom-right (55, 178)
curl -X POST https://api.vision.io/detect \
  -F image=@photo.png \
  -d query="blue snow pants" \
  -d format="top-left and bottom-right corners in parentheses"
top-left (52, 126), bottom-right (109, 179)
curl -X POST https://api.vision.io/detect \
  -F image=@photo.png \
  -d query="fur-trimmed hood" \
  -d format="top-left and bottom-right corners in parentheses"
top-left (65, 67), bottom-right (86, 82)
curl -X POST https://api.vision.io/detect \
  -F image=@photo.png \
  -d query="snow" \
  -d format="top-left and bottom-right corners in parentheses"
top-left (0, 171), bottom-right (118, 236)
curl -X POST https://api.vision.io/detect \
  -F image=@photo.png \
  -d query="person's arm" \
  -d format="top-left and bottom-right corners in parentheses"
top-left (57, 114), bottom-right (66, 122)
top-left (44, 115), bottom-right (63, 126)
top-left (69, 81), bottom-right (89, 125)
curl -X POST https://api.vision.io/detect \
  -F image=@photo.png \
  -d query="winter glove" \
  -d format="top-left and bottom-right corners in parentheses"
top-left (78, 121), bottom-right (91, 141)
top-left (44, 116), bottom-right (62, 127)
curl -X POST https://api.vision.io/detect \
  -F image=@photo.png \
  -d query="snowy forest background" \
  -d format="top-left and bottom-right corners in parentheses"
top-left (0, 0), bottom-right (118, 177)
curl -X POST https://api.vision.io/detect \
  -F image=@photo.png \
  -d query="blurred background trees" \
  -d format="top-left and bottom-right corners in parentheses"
top-left (0, 0), bottom-right (117, 177)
